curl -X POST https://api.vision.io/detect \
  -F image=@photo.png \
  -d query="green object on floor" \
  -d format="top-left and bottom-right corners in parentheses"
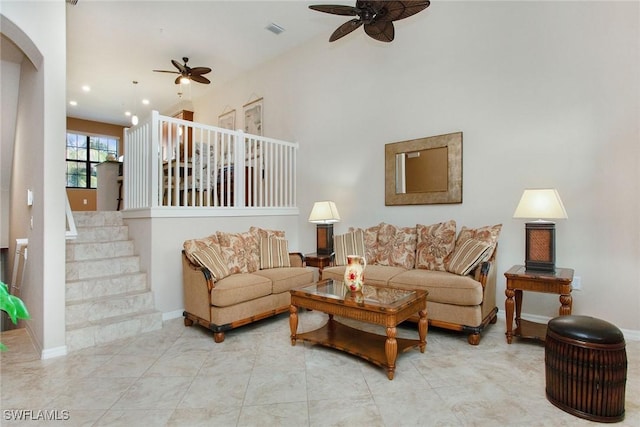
top-left (0, 281), bottom-right (30, 351)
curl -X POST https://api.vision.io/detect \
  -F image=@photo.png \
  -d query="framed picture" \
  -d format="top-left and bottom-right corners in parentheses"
top-left (385, 132), bottom-right (463, 205)
top-left (243, 97), bottom-right (263, 136)
top-left (218, 109), bottom-right (236, 130)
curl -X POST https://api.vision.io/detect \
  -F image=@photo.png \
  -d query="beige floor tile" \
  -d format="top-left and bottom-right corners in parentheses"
top-left (237, 402), bottom-right (310, 427)
top-left (111, 376), bottom-right (192, 410)
top-left (1, 314), bottom-right (638, 426)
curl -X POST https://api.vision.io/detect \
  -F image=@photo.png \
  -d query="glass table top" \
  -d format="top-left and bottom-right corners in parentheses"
top-left (293, 279), bottom-right (418, 307)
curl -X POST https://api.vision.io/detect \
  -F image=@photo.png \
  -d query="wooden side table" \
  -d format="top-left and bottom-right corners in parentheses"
top-left (304, 253), bottom-right (334, 280)
top-left (504, 265), bottom-right (574, 344)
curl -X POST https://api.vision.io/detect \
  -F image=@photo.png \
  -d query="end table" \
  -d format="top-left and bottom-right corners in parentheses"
top-left (304, 253), bottom-right (334, 280)
top-left (504, 265), bottom-right (574, 344)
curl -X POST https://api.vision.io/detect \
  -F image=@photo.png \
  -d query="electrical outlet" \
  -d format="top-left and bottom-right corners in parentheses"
top-left (83, 199), bottom-right (88, 205)
top-left (572, 276), bottom-right (582, 291)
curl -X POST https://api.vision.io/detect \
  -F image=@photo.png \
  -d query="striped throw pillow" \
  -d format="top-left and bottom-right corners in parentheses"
top-left (334, 229), bottom-right (366, 266)
top-left (260, 237), bottom-right (291, 269)
top-left (191, 244), bottom-right (231, 281)
top-left (447, 239), bottom-right (492, 276)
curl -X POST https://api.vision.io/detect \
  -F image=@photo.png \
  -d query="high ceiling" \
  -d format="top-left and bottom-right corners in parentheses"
top-left (66, 0), bottom-right (353, 126)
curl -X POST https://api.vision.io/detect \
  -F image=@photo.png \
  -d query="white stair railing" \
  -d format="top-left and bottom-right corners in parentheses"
top-left (124, 111), bottom-right (298, 210)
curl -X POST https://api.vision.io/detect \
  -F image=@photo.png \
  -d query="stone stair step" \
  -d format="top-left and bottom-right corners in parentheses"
top-left (66, 272), bottom-right (147, 303)
top-left (66, 255), bottom-right (141, 281)
top-left (66, 290), bottom-right (156, 327)
top-left (66, 310), bottom-right (163, 352)
top-left (73, 225), bottom-right (129, 243)
top-left (66, 240), bottom-right (135, 261)
top-left (72, 211), bottom-right (123, 227)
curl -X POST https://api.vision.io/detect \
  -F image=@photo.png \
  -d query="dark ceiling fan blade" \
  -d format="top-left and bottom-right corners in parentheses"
top-left (189, 67), bottom-right (212, 76)
top-left (364, 20), bottom-right (394, 42)
top-left (153, 69), bottom-right (180, 74)
top-left (382, 1), bottom-right (430, 22)
top-left (171, 59), bottom-right (187, 73)
top-left (329, 19), bottom-right (363, 42)
top-left (190, 75), bottom-right (211, 84)
top-left (174, 75), bottom-right (183, 85)
top-left (309, 4), bottom-right (357, 16)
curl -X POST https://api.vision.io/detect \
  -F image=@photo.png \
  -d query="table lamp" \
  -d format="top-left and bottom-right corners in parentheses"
top-left (308, 201), bottom-right (341, 255)
top-left (513, 188), bottom-right (568, 272)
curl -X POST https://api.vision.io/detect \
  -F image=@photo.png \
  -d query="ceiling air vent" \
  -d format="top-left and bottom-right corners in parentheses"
top-left (66, 0), bottom-right (79, 5)
top-left (265, 23), bottom-right (285, 35)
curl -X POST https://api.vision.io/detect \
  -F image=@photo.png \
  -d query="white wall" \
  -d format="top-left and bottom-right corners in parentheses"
top-left (1, 1), bottom-right (67, 357)
top-left (192, 2), bottom-right (640, 329)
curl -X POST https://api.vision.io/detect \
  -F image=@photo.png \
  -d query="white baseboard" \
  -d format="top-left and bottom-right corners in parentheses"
top-left (162, 310), bottom-right (184, 321)
top-left (495, 309), bottom-right (640, 341)
top-left (42, 345), bottom-right (67, 359)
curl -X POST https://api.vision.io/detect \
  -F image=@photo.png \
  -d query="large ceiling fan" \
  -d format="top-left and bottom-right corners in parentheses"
top-left (153, 57), bottom-right (212, 84)
top-left (309, 1), bottom-right (430, 43)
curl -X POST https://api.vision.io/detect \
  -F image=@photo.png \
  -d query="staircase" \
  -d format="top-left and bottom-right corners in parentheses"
top-left (65, 211), bottom-right (162, 352)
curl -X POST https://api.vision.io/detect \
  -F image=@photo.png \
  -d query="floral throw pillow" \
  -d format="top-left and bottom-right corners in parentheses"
top-left (376, 224), bottom-right (417, 269)
top-left (415, 220), bottom-right (457, 271)
top-left (216, 231), bottom-right (260, 274)
top-left (348, 224), bottom-right (381, 264)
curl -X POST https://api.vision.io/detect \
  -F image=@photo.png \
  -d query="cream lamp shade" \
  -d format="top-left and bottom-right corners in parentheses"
top-left (513, 188), bottom-right (567, 272)
top-left (308, 201), bottom-right (340, 255)
top-left (308, 201), bottom-right (341, 224)
top-left (513, 188), bottom-right (568, 220)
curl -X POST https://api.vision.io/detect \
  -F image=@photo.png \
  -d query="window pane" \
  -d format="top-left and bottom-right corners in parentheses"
top-left (66, 147), bottom-right (77, 160)
top-left (77, 148), bottom-right (87, 161)
top-left (90, 163), bottom-right (98, 188)
top-left (66, 133), bottom-right (77, 148)
top-left (108, 139), bottom-right (117, 152)
top-left (89, 148), bottom-right (99, 161)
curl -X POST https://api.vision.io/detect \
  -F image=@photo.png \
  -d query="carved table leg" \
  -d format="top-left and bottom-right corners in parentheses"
top-left (505, 288), bottom-right (515, 344)
top-left (418, 309), bottom-right (427, 353)
top-left (515, 289), bottom-right (523, 328)
top-left (559, 294), bottom-right (572, 315)
top-left (289, 305), bottom-right (298, 346)
top-left (385, 326), bottom-right (398, 380)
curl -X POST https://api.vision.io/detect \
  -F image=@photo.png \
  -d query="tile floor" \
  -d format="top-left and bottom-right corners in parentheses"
top-left (1, 312), bottom-right (638, 426)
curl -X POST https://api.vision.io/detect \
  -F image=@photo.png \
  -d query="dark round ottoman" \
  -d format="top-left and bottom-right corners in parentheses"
top-left (545, 315), bottom-right (627, 423)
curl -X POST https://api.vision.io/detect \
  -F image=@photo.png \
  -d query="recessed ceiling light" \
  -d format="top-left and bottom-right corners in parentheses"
top-left (142, 99), bottom-right (150, 105)
top-left (69, 100), bottom-right (77, 106)
top-left (82, 85), bottom-right (90, 92)
top-left (266, 22), bottom-right (285, 35)
top-left (125, 111), bottom-right (131, 117)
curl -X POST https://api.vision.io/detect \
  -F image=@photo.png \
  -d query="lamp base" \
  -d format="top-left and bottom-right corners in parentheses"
top-left (524, 222), bottom-right (556, 272)
top-left (316, 224), bottom-right (334, 256)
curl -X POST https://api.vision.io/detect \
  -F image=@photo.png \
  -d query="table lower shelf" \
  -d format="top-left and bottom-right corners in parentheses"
top-left (513, 319), bottom-right (548, 342)
top-left (294, 318), bottom-right (421, 369)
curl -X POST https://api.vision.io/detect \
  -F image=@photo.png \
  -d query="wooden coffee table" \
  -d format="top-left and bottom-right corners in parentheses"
top-left (289, 279), bottom-right (427, 380)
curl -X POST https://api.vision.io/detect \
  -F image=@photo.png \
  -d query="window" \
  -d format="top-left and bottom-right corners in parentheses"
top-left (66, 133), bottom-right (119, 188)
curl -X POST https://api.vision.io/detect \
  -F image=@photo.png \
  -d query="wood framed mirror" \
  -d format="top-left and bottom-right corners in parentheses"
top-left (385, 132), bottom-right (462, 205)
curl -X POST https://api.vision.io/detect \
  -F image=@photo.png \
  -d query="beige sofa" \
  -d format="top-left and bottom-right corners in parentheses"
top-left (321, 221), bottom-right (501, 345)
top-left (181, 227), bottom-right (313, 343)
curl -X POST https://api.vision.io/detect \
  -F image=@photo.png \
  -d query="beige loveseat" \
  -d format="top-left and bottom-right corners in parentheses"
top-left (181, 227), bottom-right (313, 343)
top-left (322, 221), bottom-right (501, 345)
